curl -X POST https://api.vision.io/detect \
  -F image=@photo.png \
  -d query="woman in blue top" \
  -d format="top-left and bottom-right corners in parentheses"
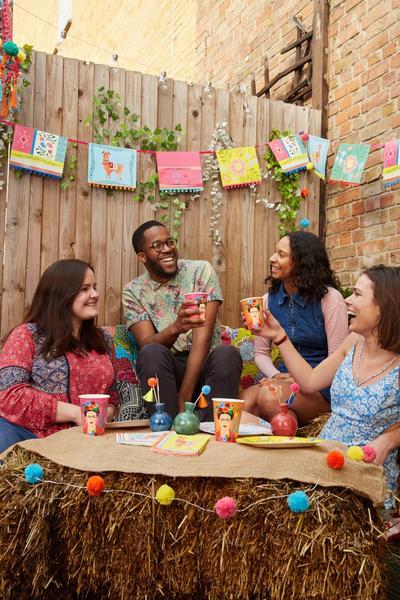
top-left (256, 265), bottom-right (400, 501)
top-left (242, 232), bottom-right (348, 425)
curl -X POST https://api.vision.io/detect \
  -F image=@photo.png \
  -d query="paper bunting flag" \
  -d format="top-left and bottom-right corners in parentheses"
top-left (143, 389), bottom-right (154, 403)
top-left (216, 146), bottom-right (262, 189)
top-left (268, 135), bottom-right (309, 174)
top-left (156, 151), bottom-right (203, 193)
top-left (88, 143), bottom-right (137, 190)
top-left (307, 135), bottom-right (329, 180)
top-left (382, 140), bottom-right (400, 188)
top-left (10, 124), bottom-right (68, 179)
top-left (330, 143), bottom-right (370, 185)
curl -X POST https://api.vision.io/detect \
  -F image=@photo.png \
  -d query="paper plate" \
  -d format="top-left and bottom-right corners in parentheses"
top-left (199, 422), bottom-right (272, 436)
top-left (106, 418), bottom-right (150, 429)
top-left (236, 435), bottom-right (320, 448)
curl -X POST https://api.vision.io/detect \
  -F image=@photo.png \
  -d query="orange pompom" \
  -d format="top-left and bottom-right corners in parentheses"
top-left (327, 450), bottom-right (345, 470)
top-left (147, 377), bottom-right (157, 388)
top-left (87, 475), bottom-right (105, 496)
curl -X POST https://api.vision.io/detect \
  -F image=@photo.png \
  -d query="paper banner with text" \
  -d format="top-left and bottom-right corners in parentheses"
top-left (88, 143), bottom-right (137, 190)
top-left (268, 135), bottom-right (309, 174)
top-left (156, 151), bottom-right (204, 193)
top-left (10, 124), bottom-right (68, 179)
top-left (307, 135), bottom-right (329, 180)
top-left (330, 143), bottom-right (370, 185)
top-left (216, 146), bottom-right (262, 189)
top-left (382, 140), bottom-right (400, 188)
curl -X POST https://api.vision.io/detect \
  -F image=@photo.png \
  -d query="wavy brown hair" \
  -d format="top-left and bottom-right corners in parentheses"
top-left (364, 265), bottom-right (400, 353)
top-left (267, 231), bottom-right (340, 301)
top-left (24, 259), bottom-right (108, 358)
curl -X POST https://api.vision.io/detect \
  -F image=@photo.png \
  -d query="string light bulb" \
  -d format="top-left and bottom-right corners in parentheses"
top-left (204, 80), bottom-right (213, 98)
top-left (243, 100), bottom-right (251, 117)
top-left (159, 71), bottom-right (168, 89)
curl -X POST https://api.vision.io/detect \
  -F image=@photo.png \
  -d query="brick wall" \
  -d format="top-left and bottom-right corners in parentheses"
top-left (195, 0), bottom-right (400, 286)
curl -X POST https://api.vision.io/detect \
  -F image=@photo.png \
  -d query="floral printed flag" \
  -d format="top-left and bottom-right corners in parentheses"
top-left (330, 143), bottom-right (370, 185)
top-left (216, 146), bottom-right (262, 189)
top-left (307, 135), bottom-right (329, 180)
top-left (268, 135), bottom-right (309, 174)
top-left (10, 124), bottom-right (67, 179)
top-left (88, 143), bottom-right (137, 190)
top-left (156, 151), bottom-right (203, 193)
top-left (382, 140), bottom-right (400, 188)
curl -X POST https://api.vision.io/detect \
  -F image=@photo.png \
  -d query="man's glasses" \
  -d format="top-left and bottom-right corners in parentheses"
top-left (148, 238), bottom-right (177, 253)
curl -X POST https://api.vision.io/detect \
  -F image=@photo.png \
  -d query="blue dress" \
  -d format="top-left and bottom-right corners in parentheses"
top-left (322, 345), bottom-right (400, 500)
top-left (268, 283), bottom-right (331, 401)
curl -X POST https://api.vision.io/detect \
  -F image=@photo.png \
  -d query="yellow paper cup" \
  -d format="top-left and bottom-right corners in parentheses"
top-left (213, 399), bottom-right (245, 442)
top-left (184, 292), bottom-right (208, 321)
top-left (240, 297), bottom-right (264, 331)
top-left (79, 394), bottom-right (110, 436)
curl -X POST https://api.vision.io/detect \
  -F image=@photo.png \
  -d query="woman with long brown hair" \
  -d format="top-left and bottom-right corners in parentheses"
top-left (0, 259), bottom-right (118, 452)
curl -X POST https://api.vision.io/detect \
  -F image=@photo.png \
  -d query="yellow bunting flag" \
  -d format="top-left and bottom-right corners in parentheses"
top-left (143, 389), bottom-right (154, 403)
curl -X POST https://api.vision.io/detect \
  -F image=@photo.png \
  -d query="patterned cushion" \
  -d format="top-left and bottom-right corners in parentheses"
top-left (221, 326), bottom-right (264, 390)
top-left (102, 325), bottom-right (147, 421)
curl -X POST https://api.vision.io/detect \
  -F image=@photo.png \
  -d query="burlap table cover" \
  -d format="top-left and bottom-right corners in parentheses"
top-left (8, 426), bottom-right (386, 506)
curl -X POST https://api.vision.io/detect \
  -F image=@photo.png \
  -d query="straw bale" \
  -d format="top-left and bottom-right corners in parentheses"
top-left (0, 447), bottom-right (387, 600)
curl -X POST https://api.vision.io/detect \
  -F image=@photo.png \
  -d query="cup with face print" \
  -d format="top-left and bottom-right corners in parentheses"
top-left (213, 398), bottom-right (245, 443)
top-left (240, 297), bottom-right (264, 331)
top-left (79, 394), bottom-right (110, 436)
top-left (184, 292), bottom-right (208, 323)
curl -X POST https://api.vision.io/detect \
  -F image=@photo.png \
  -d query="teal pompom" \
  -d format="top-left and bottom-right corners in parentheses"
top-left (201, 385), bottom-right (211, 395)
top-left (3, 41), bottom-right (19, 56)
top-left (300, 218), bottom-right (310, 228)
top-left (287, 490), bottom-right (310, 513)
top-left (24, 463), bottom-right (43, 484)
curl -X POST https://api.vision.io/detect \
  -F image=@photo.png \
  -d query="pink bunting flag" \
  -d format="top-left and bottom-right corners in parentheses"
top-left (382, 140), bottom-right (400, 188)
top-left (156, 151), bottom-right (203, 193)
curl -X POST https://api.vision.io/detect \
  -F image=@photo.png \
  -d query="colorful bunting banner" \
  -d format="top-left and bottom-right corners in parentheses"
top-left (382, 140), bottom-right (400, 188)
top-left (10, 124), bottom-right (68, 179)
top-left (156, 151), bottom-right (204, 193)
top-left (307, 135), bottom-right (329, 180)
top-left (88, 143), bottom-right (137, 190)
top-left (268, 135), bottom-right (309, 174)
top-left (330, 143), bottom-right (370, 185)
top-left (216, 146), bottom-right (262, 189)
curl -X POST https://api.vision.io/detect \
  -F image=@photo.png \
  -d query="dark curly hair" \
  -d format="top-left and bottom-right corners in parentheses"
top-left (267, 231), bottom-right (340, 301)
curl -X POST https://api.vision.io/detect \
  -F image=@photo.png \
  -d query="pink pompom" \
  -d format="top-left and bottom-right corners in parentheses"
top-left (290, 383), bottom-right (300, 394)
top-left (300, 132), bottom-right (309, 141)
top-left (215, 496), bottom-right (237, 519)
top-left (362, 445), bottom-right (376, 463)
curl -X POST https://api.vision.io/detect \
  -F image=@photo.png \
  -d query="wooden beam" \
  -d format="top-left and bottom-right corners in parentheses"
top-left (281, 31), bottom-right (313, 54)
top-left (257, 54), bottom-right (311, 96)
top-left (281, 79), bottom-right (309, 102)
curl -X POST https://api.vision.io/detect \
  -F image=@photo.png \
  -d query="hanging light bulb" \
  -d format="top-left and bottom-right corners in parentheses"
top-left (204, 80), bottom-right (213, 98)
top-left (159, 71), bottom-right (168, 89)
top-left (108, 53), bottom-right (119, 69)
top-left (243, 100), bottom-right (252, 118)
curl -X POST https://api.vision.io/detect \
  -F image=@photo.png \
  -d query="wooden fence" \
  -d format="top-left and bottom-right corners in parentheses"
top-left (0, 51), bottom-right (321, 336)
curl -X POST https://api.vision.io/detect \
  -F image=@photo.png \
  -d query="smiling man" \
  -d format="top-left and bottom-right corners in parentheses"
top-left (122, 220), bottom-right (242, 420)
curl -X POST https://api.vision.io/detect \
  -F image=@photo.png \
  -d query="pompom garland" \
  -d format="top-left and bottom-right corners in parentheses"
top-left (300, 218), bottom-right (310, 228)
top-left (327, 450), bottom-right (345, 470)
top-left (87, 475), bottom-right (105, 496)
top-left (287, 491), bottom-right (310, 513)
top-left (215, 496), bottom-right (237, 519)
top-left (24, 463), bottom-right (43, 484)
top-left (362, 445), bottom-right (376, 463)
top-left (347, 446), bottom-right (364, 461)
top-left (156, 484), bottom-right (175, 505)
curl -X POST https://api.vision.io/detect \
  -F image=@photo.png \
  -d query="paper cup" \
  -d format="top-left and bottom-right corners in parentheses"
top-left (240, 296), bottom-right (264, 331)
top-left (184, 292), bottom-right (208, 321)
top-left (79, 394), bottom-right (109, 436)
top-left (213, 399), bottom-right (245, 443)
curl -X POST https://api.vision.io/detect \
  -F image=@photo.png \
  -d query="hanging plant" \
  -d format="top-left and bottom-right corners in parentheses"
top-left (85, 87), bottom-right (186, 238)
top-left (263, 129), bottom-right (304, 237)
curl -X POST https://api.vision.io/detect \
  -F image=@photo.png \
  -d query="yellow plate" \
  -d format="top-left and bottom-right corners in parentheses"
top-left (236, 435), bottom-right (320, 448)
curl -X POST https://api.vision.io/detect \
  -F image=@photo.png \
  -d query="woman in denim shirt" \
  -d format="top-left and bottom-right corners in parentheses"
top-left (242, 232), bottom-right (348, 426)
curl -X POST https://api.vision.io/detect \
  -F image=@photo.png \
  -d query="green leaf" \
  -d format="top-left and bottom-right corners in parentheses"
top-left (175, 124), bottom-right (182, 131)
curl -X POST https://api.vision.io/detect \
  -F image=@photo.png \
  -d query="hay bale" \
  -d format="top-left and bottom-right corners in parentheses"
top-left (0, 447), bottom-right (387, 600)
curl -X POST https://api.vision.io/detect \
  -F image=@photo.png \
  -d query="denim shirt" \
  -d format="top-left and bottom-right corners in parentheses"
top-left (268, 282), bottom-right (330, 400)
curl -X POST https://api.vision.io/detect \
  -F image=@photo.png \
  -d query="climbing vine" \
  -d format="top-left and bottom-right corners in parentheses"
top-left (263, 129), bottom-right (304, 237)
top-left (85, 87), bottom-right (185, 239)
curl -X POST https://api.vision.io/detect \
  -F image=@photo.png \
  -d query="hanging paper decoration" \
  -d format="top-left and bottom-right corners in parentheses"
top-left (382, 140), bottom-right (400, 188)
top-left (88, 143), bottom-right (137, 190)
top-left (216, 146), bottom-right (262, 189)
top-left (10, 124), bottom-right (68, 179)
top-left (268, 135), bottom-right (309, 174)
top-left (330, 144), bottom-right (370, 185)
top-left (307, 135), bottom-right (329, 180)
top-left (156, 151), bottom-right (203, 193)
top-left (0, 1), bottom-right (26, 117)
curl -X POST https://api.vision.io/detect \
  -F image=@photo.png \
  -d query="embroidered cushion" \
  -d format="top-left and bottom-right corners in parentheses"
top-left (220, 326), bottom-right (264, 390)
